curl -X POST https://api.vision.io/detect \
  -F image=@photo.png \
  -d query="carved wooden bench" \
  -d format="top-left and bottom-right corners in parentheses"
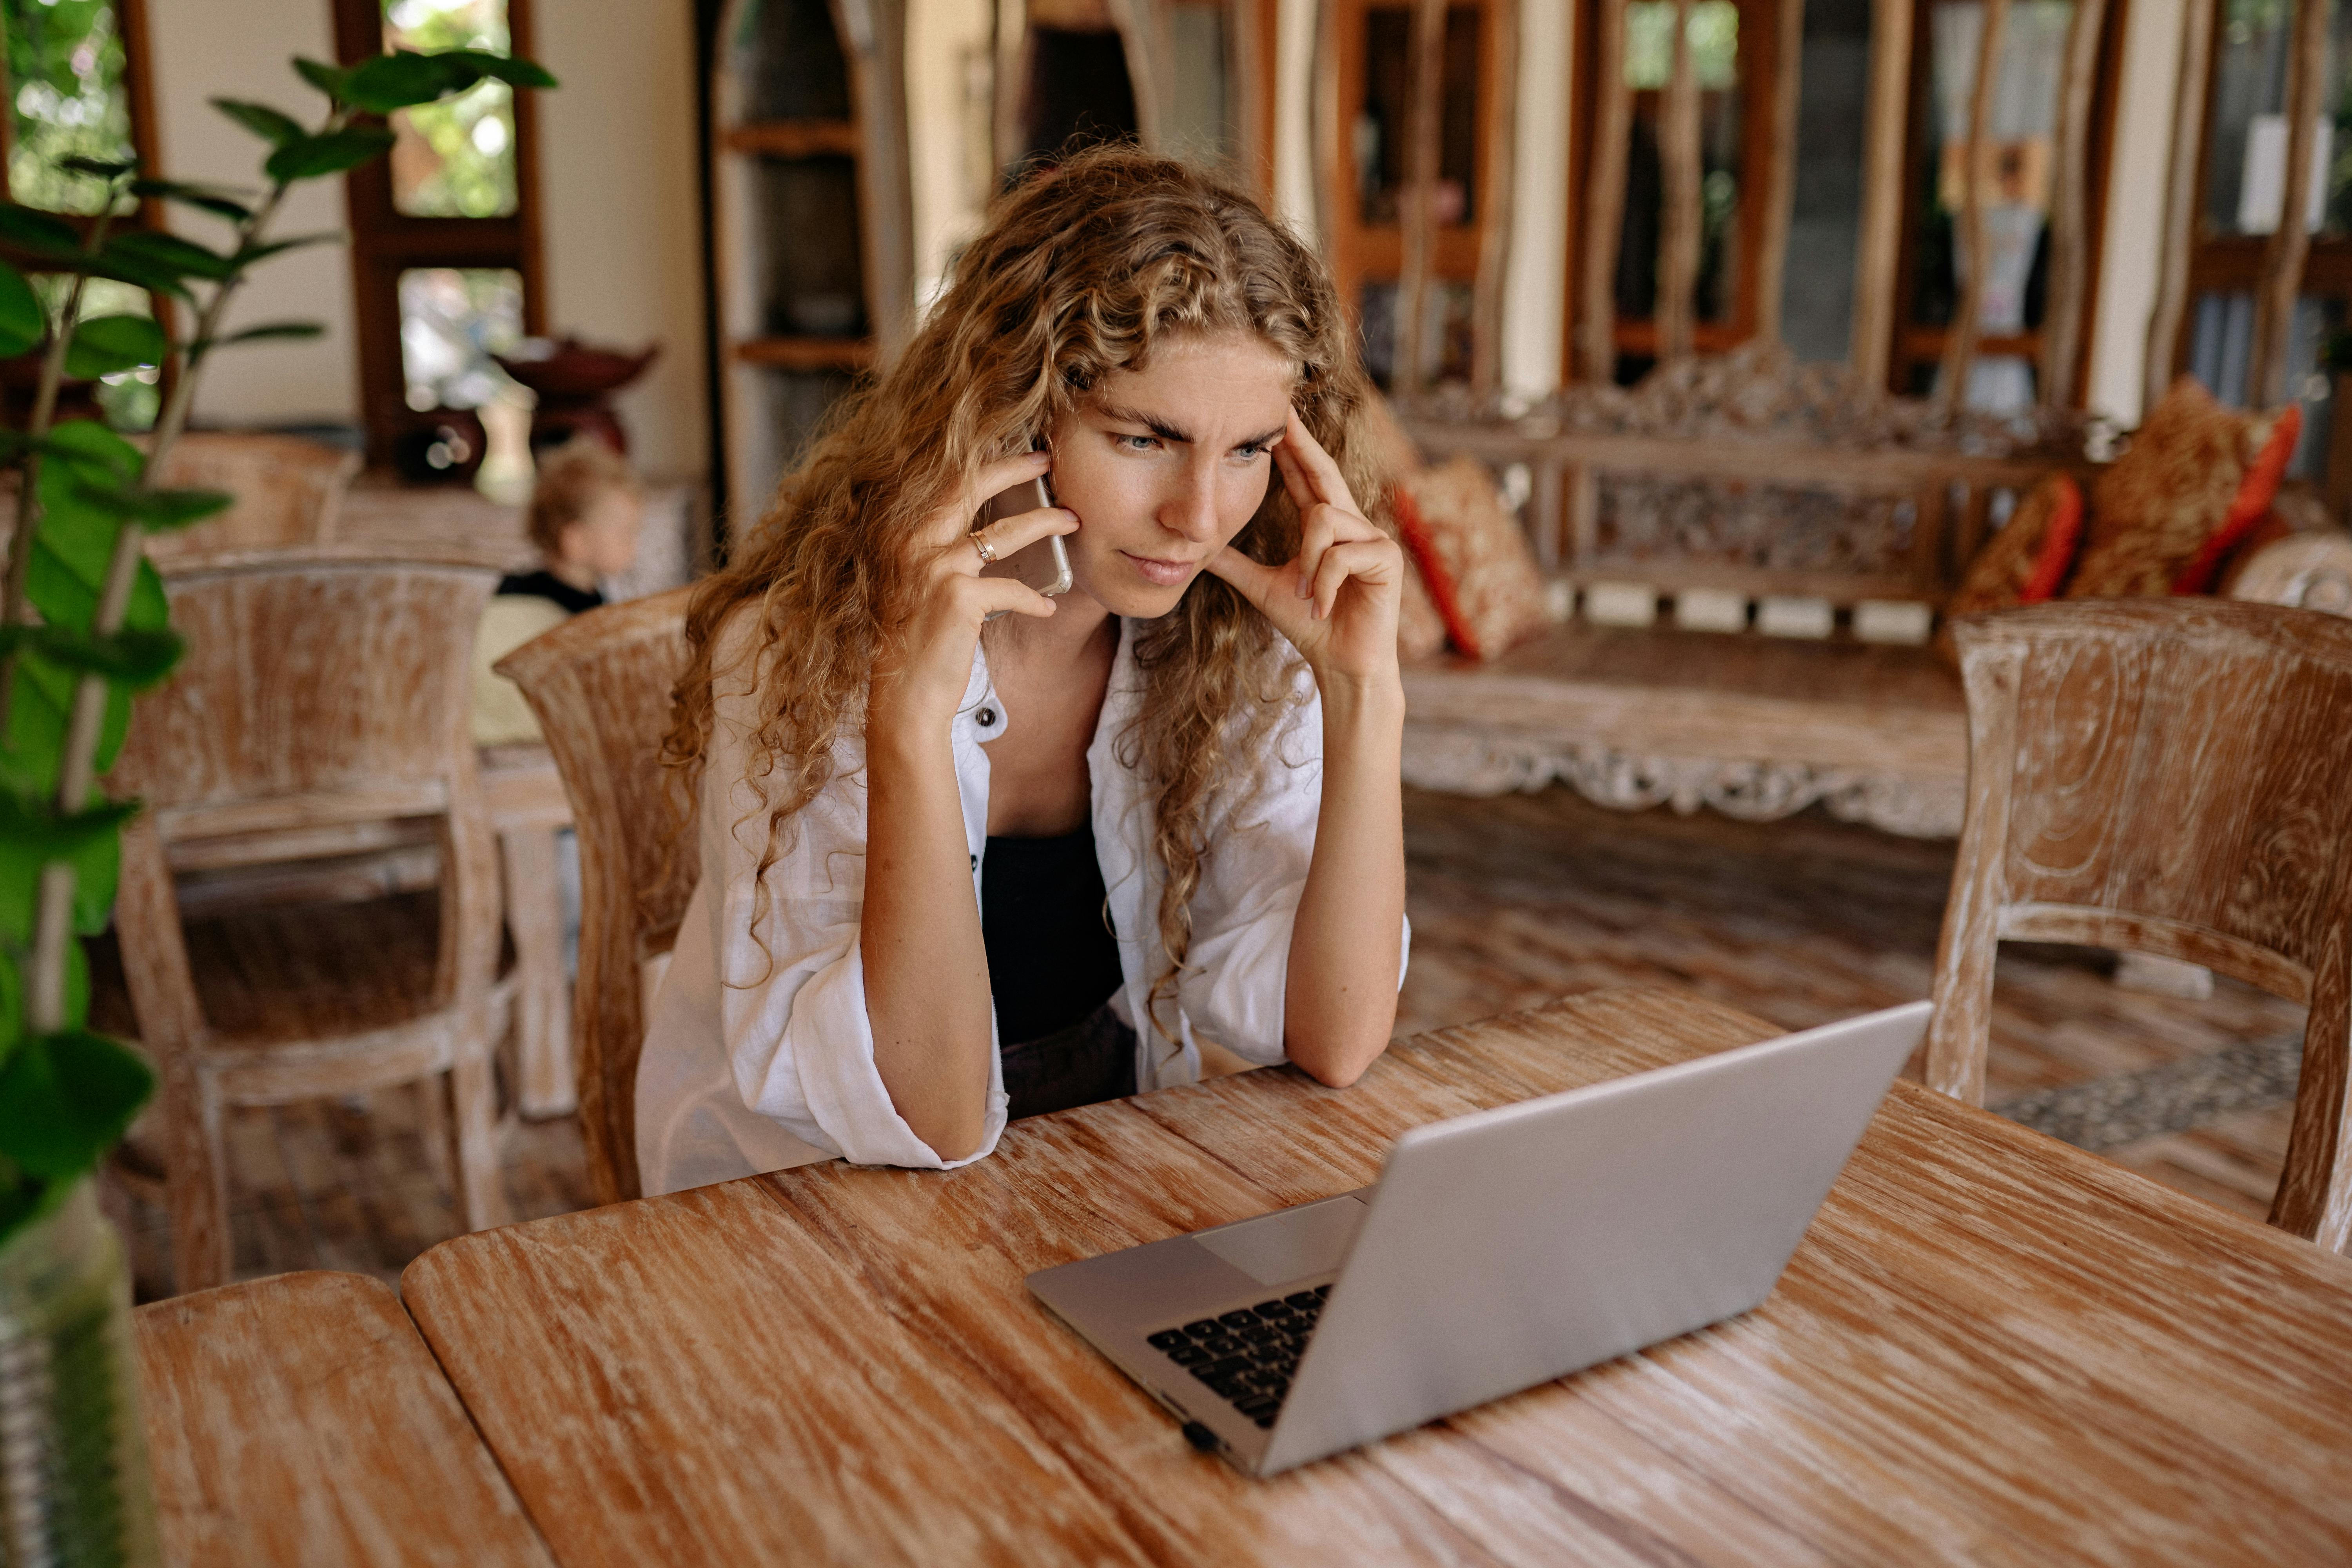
top-left (1394, 354), bottom-right (2095, 838)
top-left (1397, 363), bottom-right (2352, 840)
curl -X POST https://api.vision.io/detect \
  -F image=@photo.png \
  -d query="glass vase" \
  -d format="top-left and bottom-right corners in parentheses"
top-left (0, 1180), bottom-right (158, 1568)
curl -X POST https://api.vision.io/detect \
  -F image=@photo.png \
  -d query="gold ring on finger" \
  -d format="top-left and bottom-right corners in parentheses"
top-left (971, 532), bottom-right (999, 565)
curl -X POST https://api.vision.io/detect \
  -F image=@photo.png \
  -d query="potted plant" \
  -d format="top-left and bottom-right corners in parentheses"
top-left (0, 44), bottom-right (553, 1563)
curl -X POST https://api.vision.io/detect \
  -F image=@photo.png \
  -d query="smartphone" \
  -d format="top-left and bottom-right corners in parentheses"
top-left (975, 470), bottom-right (1073, 607)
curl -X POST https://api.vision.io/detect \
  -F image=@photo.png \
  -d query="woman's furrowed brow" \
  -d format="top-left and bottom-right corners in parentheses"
top-left (1093, 401), bottom-right (1284, 452)
top-left (1094, 401), bottom-right (1194, 444)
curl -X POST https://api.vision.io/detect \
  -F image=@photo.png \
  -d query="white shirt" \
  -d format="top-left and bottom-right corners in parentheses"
top-left (635, 612), bottom-right (1409, 1195)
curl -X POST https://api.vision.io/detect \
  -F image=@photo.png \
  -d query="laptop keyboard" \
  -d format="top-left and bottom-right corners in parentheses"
top-left (1145, 1284), bottom-right (1329, 1429)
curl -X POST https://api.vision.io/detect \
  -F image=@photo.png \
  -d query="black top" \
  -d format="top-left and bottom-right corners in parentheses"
top-left (495, 569), bottom-right (605, 617)
top-left (981, 826), bottom-right (1124, 1046)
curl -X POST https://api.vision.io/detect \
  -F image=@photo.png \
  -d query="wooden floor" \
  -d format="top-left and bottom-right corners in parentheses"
top-left (103, 787), bottom-right (2307, 1300)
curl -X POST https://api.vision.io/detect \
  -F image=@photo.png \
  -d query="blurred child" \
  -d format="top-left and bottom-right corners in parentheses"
top-left (471, 439), bottom-right (645, 746)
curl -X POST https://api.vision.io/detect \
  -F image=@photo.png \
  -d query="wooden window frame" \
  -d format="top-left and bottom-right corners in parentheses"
top-left (0, 0), bottom-right (164, 217)
top-left (1323, 0), bottom-right (1500, 341)
top-left (330, 0), bottom-right (547, 470)
top-left (2174, 0), bottom-right (2352, 371)
top-left (1559, 0), bottom-right (2124, 404)
top-left (1568, 0), bottom-right (1782, 365)
top-left (0, 0), bottom-right (178, 368)
top-left (1887, 0), bottom-right (2129, 401)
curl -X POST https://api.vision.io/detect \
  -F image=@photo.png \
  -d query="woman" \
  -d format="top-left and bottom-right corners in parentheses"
top-left (636, 148), bottom-right (1408, 1193)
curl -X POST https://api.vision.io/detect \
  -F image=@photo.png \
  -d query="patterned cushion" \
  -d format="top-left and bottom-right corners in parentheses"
top-left (1394, 457), bottom-right (1552, 661)
top-left (2174, 403), bottom-right (2302, 594)
top-left (1396, 552), bottom-right (1449, 660)
top-left (1935, 472), bottom-right (2083, 669)
top-left (2067, 377), bottom-right (2278, 601)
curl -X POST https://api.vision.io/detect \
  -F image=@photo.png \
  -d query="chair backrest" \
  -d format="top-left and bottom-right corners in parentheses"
top-left (143, 432), bottom-right (359, 565)
top-left (495, 584), bottom-right (695, 1204)
top-left (1926, 598), bottom-right (2352, 1251)
top-left (107, 552), bottom-right (505, 1048)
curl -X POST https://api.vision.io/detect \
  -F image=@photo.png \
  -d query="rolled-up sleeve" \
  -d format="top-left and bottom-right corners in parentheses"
top-left (1174, 668), bottom-right (1410, 1067)
top-left (702, 623), bottom-right (1007, 1168)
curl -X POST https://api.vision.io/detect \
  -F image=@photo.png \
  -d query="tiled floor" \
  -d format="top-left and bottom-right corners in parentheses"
top-left (104, 786), bottom-right (2307, 1300)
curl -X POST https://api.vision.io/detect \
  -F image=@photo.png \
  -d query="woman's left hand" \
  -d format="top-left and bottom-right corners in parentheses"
top-left (1205, 408), bottom-right (1403, 687)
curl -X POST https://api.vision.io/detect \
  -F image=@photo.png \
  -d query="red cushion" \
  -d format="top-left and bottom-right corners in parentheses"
top-left (2018, 473), bottom-right (2084, 603)
top-left (2174, 403), bottom-right (2301, 595)
top-left (1390, 483), bottom-right (1475, 653)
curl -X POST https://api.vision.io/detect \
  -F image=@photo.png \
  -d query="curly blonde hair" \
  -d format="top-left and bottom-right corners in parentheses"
top-left (662, 146), bottom-right (1378, 1037)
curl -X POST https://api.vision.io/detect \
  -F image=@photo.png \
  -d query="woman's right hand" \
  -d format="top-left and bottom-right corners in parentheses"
top-left (868, 449), bottom-right (1076, 733)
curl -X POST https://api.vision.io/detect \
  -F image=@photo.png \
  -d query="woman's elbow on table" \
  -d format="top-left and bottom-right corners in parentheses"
top-left (1285, 1025), bottom-right (1389, 1089)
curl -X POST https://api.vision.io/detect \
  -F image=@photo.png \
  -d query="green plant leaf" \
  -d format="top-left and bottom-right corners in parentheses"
top-left (341, 49), bottom-right (477, 114)
top-left (70, 817), bottom-right (118, 936)
top-left (0, 626), bottom-right (182, 688)
top-left (80, 250), bottom-right (193, 303)
top-left (214, 319), bottom-right (325, 347)
top-left (106, 229), bottom-right (236, 283)
top-left (129, 178), bottom-right (254, 222)
top-left (265, 126), bottom-right (398, 183)
top-left (0, 205), bottom-right (83, 260)
top-left (0, 790), bottom-right (138, 858)
top-left (0, 785), bottom-right (138, 947)
top-left (68, 480), bottom-right (231, 532)
top-left (293, 56), bottom-right (352, 101)
top-left (58, 155), bottom-right (136, 180)
top-left (42, 419), bottom-right (145, 488)
top-left (65, 314), bottom-right (167, 379)
top-left (0, 948), bottom-right (21, 1067)
top-left (229, 231), bottom-right (341, 268)
top-left (211, 96), bottom-right (307, 147)
top-left (445, 50), bottom-right (559, 90)
top-left (0, 659), bottom-right (67, 804)
top-left (0, 262), bottom-right (44, 358)
top-left (0, 1030), bottom-right (154, 1180)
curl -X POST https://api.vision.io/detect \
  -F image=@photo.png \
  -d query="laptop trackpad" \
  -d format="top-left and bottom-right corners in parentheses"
top-left (1193, 1194), bottom-right (1370, 1287)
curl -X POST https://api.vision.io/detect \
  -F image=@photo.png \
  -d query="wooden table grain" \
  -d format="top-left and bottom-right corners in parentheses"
top-left (135, 1270), bottom-right (556, 1568)
top-left (400, 988), bottom-right (2352, 1567)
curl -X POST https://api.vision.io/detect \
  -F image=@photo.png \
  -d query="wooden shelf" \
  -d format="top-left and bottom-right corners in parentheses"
top-left (723, 120), bottom-right (860, 158)
top-left (731, 336), bottom-right (874, 370)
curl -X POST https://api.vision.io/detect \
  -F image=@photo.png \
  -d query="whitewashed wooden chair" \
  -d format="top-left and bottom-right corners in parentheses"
top-left (494, 585), bottom-right (696, 1205)
top-left (108, 550), bottom-right (510, 1292)
top-left (1927, 599), bottom-right (2352, 1253)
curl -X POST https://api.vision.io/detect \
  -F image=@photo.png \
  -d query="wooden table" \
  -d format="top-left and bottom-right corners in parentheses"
top-left (399, 988), bottom-right (2352, 1566)
top-left (136, 1270), bottom-right (555, 1567)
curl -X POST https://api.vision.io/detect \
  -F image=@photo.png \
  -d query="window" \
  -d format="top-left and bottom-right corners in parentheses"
top-left (1891, 0), bottom-right (2078, 408)
top-left (333, 0), bottom-right (544, 468)
top-left (1563, 0), bottom-right (2120, 403)
top-left (1581, 0), bottom-right (1775, 378)
top-left (2174, 0), bottom-right (2352, 488)
top-left (1331, 0), bottom-right (1497, 388)
top-left (0, 0), bottom-right (165, 427)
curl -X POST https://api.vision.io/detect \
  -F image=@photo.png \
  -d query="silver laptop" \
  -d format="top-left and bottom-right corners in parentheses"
top-left (1027, 1001), bottom-right (1931, 1476)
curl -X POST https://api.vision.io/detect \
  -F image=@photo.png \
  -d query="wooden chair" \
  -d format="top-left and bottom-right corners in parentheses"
top-left (1926, 599), bottom-right (2352, 1252)
top-left (108, 551), bottom-right (510, 1292)
top-left (493, 585), bottom-right (696, 1205)
top-left (143, 431), bottom-right (359, 564)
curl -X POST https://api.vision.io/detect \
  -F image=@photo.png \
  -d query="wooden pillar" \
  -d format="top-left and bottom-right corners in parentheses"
top-left (838, 0), bottom-right (916, 361)
top-left (1755, 0), bottom-right (1807, 344)
top-left (2248, 0), bottom-right (2332, 410)
top-left (1850, 0), bottom-right (1915, 387)
top-left (1471, 0), bottom-right (1520, 398)
top-left (2038, 0), bottom-right (2109, 409)
top-left (1578, 0), bottom-right (1633, 381)
top-left (1108, 0), bottom-right (1173, 149)
top-left (1656, 0), bottom-right (1702, 363)
top-left (1396, 0), bottom-right (1448, 394)
top-left (993, 0), bottom-right (1027, 178)
top-left (1938, 0), bottom-right (2008, 412)
top-left (2144, 0), bottom-right (2217, 415)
